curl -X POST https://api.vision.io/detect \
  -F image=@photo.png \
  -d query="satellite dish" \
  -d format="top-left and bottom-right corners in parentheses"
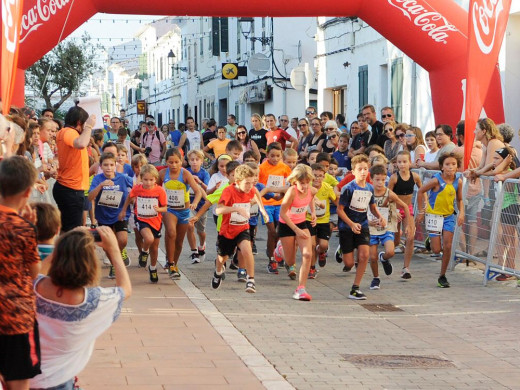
top-left (290, 66), bottom-right (306, 91)
top-left (248, 53), bottom-right (270, 76)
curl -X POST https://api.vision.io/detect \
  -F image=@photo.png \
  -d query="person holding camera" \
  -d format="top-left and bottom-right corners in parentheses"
top-left (140, 117), bottom-right (166, 166)
top-left (30, 227), bottom-right (131, 390)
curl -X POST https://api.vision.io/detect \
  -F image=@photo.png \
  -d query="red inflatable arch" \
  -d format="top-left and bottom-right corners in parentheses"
top-left (10, 0), bottom-right (505, 126)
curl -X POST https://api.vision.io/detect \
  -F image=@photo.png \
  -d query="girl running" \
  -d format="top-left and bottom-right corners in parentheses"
top-left (159, 148), bottom-right (202, 278)
top-left (278, 164), bottom-right (318, 301)
top-left (388, 150), bottom-right (422, 279)
top-left (417, 152), bottom-right (464, 288)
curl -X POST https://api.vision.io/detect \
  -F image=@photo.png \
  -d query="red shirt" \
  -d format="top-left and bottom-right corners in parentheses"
top-left (265, 128), bottom-right (292, 150)
top-left (337, 172), bottom-right (372, 191)
top-left (218, 184), bottom-right (255, 239)
top-left (130, 184), bottom-right (167, 231)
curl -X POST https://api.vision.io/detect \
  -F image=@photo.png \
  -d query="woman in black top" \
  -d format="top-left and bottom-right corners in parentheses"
top-left (297, 118), bottom-right (312, 162)
top-left (304, 118), bottom-right (326, 156)
top-left (322, 120), bottom-right (339, 154)
top-left (249, 113), bottom-right (268, 160)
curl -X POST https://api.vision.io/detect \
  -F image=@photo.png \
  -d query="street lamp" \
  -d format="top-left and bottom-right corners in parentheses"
top-left (238, 18), bottom-right (273, 45)
top-left (167, 49), bottom-right (187, 77)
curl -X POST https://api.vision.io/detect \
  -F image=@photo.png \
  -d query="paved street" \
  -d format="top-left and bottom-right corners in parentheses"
top-left (82, 223), bottom-right (520, 389)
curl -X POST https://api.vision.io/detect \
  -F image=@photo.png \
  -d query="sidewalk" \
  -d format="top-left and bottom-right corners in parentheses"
top-left (78, 248), bottom-right (285, 389)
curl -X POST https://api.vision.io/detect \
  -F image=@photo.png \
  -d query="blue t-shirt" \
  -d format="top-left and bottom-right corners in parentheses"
top-left (169, 130), bottom-right (182, 146)
top-left (123, 163), bottom-right (134, 178)
top-left (249, 183), bottom-right (274, 226)
top-left (338, 180), bottom-right (375, 230)
top-left (187, 167), bottom-right (210, 212)
top-left (89, 172), bottom-right (134, 224)
top-left (332, 149), bottom-right (349, 168)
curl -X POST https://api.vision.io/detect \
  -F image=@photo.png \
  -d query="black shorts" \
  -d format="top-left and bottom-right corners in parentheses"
top-left (500, 204), bottom-right (520, 226)
top-left (0, 321), bottom-right (41, 381)
top-left (339, 228), bottom-right (370, 254)
top-left (135, 218), bottom-right (162, 238)
top-left (277, 221), bottom-right (308, 238)
top-left (306, 222), bottom-right (331, 240)
top-left (99, 220), bottom-right (129, 233)
top-left (217, 230), bottom-right (250, 258)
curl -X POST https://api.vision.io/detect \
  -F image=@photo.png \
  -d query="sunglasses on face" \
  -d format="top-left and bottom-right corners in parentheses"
top-left (382, 114), bottom-right (393, 118)
top-left (396, 133), bottom-right (405, 138)
top-left (280, 119), bottom-right (288, 122)
top-left (237, 131), bottom-right (246, 135)
top-left (325, 127), bottom-right (336, 131)
top-left (306, 111), bottom-right (314, 115)
top-left (405, 134), bottom-right (415, 138)
top-left (330, 134), bottom-right (337, 139)
top-left (298, 124), bottom-right (307, 127)
top-left (311, 123), bottom-right (320, 126)
top-left (384, 128), bottom-right (394, 133)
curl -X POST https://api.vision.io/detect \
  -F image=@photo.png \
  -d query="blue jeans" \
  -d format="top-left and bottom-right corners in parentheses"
top-left (32, 378), bottom-right (74, 390)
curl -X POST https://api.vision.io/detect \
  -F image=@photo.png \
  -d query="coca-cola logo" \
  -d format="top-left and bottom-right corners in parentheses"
top-left (20, 0), bottom-right (71, 43)
top-left (387, 0), bottom-right (458, 44)
top-left (2, 0), bottom-right (20, 53)
top-left (472, 0), bottom-right (505, 55)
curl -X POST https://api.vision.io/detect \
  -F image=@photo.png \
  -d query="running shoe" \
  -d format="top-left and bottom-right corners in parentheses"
top-left (211, 271), bottom-right (225, 289)
top-left (198, 246), bottom-right (206, 262)
top-left (496, 273), bottom-right (516, 281)
top-left (335, 244), bottom-right (343, 263)
top-left (149, 266), bottom-right (158, 283)
top-left (191, 251), bottom-right (200, 264)
top-left (437, 274), bottom-right (450, 288)
top-left (317, 245), bottom-right (327, 268)
top-left (379, 252), bottom-right (393, 276)
top-left (168, 263), bottom-right (181, 279)
top-left (308, 267), bottom-right (317, 279)
top-left (267, 259), bottom-right (279, 274)
top-left (285, 264), bottom-right (297, 280)
top-left (292, 286), bottom-right (312, 301)
top-left (401, 267), bottom-right (412, 279)
top-left (394, 245), bottom-right (404, 254)
top-left (245, 280), bottom-right (256, 293)
top-left (277, 258), bottom-right (285, 268)
top-left (348, 289), bottom-right (367, 300)
top-left (138, 251), bottom-right (149, 268)
top-left (108, 265), bottom-right (115, 279)
top-left (369, 278), bottom-right (381, 290)
top-left (121, 248), bottom-right (130, 267)
top-left (343, 265), bottom-right (352, 272)
top-left (252, 242), bottom-right (258, 255)
top-left (229, 252), bottom-right (239, 270)
top-left (237, 268), bottom-right (247, 282)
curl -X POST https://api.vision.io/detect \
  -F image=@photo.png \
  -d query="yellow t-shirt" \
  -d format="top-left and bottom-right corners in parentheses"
top-left (306, 182), bottom-right (336, 224)
top-left (207, 139), bottom-right (230, 158)
top-left (324, 173), bottom-right (338, 188)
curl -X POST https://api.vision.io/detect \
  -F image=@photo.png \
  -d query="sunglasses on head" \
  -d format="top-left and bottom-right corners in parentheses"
top-left (382, 114), bottom-right (393, 119)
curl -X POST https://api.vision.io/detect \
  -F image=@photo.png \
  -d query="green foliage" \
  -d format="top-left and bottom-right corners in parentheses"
top-left (25, 34), bottom-right (101, 111)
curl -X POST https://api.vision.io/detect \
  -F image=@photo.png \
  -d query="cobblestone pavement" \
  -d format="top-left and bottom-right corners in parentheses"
top-left (83, 222), bottom-right (520, 389)
top-left (174, 223), bottom-right (520, 390)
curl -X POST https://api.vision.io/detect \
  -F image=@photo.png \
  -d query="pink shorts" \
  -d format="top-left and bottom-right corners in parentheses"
top-left (398, 204), bottom-right (414, 220)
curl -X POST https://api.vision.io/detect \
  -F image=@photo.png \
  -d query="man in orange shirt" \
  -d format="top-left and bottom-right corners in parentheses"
top-left (52, 105), bottom-right (96, 232)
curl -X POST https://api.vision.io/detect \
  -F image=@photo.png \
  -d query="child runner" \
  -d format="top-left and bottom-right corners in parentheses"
top-left (368, 164), bottom-right (412, 289)
top-left (423, 131), bottom-right (440, 164)
top-left (116, 144), bottom-right (134, 177)
top-left (119, 164), bottom-right (167, 283)
top-left (259, 142), bottom-right (292, 273)
top-left (307, 163), bottom-right (337, 278)
top-left (417, 152), bottom-right (463, 288)
top-left (387, 150), bottom-right (422, 279)
top-left (316, 152), bottom-right (339, 188)
top-left (212, 165), bottom-right (269, 293)
top-left (283, 148), bottom-right (298, 170)
top-left (332, 133), bottom-right (350, 170)
top-left (89, 152), bottom-right (134, 277)
top-left (278, 164), bottom-right (317, 300)
top-left (186, 149), bottom-right (210, 263)
top-left (129, 154), bottom-right (147, 254)
top-left (225, 140), bottom-right (244, 161)
top-left (159, 148), bottom-right (202, 278)
top-left (337, 154), bottom-right (386, 300)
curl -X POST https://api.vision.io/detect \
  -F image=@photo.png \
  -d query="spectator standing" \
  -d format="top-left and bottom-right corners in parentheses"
top-left (53, 105), bottom-right (96, 232)
top-left (225, 114), bottom-right (238, 139)
top-left (249, 114), bottom-right (268, 159)
top-left (418, 124), bottom-right (456, 170)
top-left (140, 118), bottom-right (166, 166)
top-left (362, 104), bottom-right (387, 147)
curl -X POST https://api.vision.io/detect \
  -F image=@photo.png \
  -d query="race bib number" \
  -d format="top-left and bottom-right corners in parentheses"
top-left (308, 203), bottom-right (326, 217)
top-left (250, 203), bottom-right (259, 217)
top-left (425, 213), bottom-right (443, 233)
top-left (230, 203), bottom-right (250, 225)
top-left (267, 174), bottom-right (284, 188)
top-left (167, 189), bottom-right (184, 209)
top-left (98, 189), bottom-right (123, 209)
top-left (291, 206), bottom-right (306, 216)
top-left (349, 190), bottom-right (371, 212)
top-left (368, 207), bottom-right (389, 234)
top-left (137, 197), bottom-right (158, 218)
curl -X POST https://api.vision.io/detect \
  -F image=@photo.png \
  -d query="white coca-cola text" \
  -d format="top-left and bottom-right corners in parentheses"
top-left (387, 0), bottom-right (458, 44)
top-left (472, 0), bottom-right (505, 55)
top-left (2, 0), bottom-right (19, 53)
top-left (20, 0), bottom-right (70, 43)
